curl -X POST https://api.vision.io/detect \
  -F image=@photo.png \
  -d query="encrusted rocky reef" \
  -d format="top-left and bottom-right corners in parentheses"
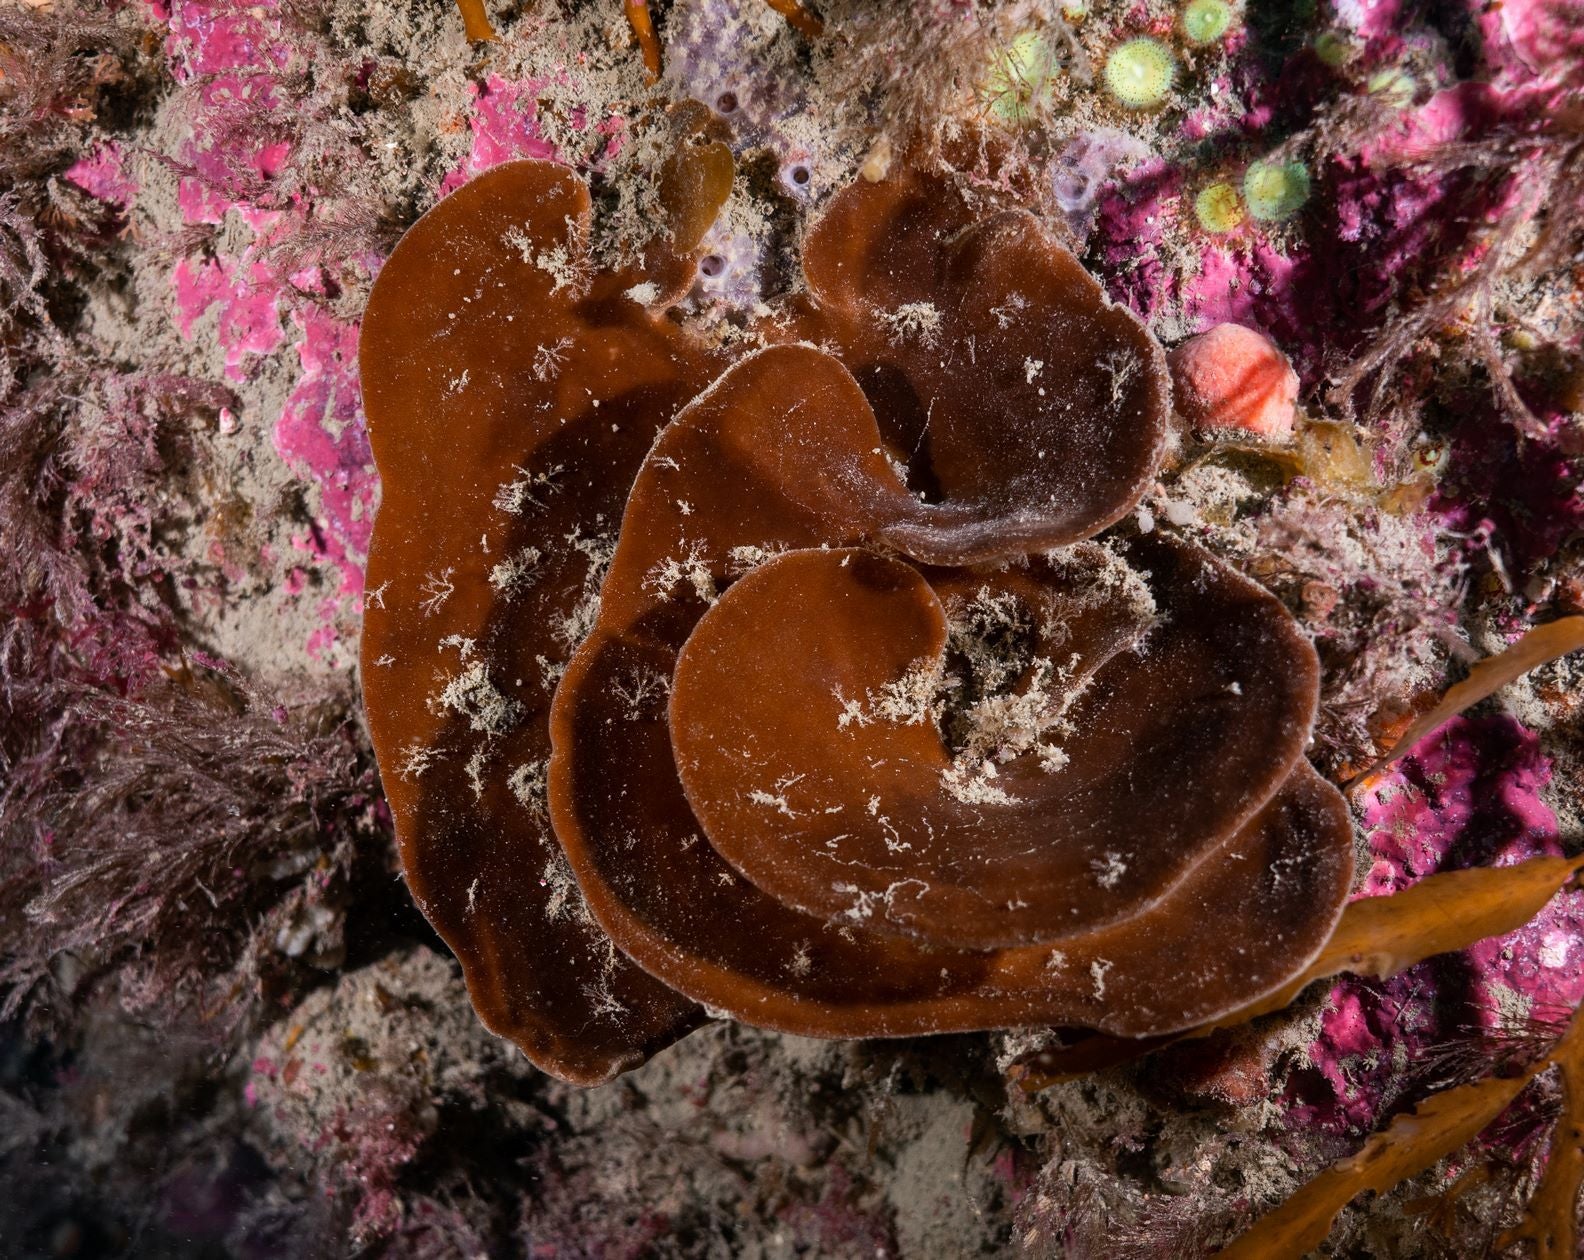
top-left (2, 0), bottom-right (1582, 1256)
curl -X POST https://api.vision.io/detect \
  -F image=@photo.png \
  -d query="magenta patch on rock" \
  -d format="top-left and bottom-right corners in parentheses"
top-left (65, 142), bottom-right (137, 208)
top-left (1359, 715), bottom-right (1557, 890)
top-left (159, 0), bottom-right (294, 223)
top-left (1285, 974), bottom-right (1441, 1135)
top-left (150, 0), bottom-right (615, 665)
top-left (1478, 0), bottom-right (1584, 86)
top-left (161, 0), bottom-right (289, 77)
top-left (441, 74), bottom-right (562, 194)
top-left (173, 256), bottom-right (286, 380)
top-left (151, 0), bottom-right (387, 658)
top-left (1437, 408), bottom-right (1584, 570)
top-left (1284, 715), bottom-right (1571, 1136)
top-left (1183, 251), bottom-right (1309, 373)
top-left (276, 305), bottom-right (376, 608)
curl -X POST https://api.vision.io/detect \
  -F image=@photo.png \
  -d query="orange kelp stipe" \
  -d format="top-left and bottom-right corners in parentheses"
top-left (1013, 855), bottom-right (1584, 1089)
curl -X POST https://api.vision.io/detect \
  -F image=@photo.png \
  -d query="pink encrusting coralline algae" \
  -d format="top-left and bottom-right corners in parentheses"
top-left (157, 0), bottom-right (371, 651)
top-left (439, 73), bottom-right (562, 193)
top-left (278, 303), bottom-right (375, 624)
top-left (150, 3), bottom-right (578, 659)
top-left (172, 256), bottom-right (287, 381)
top-left (1284, 716), bottom-right (1583, 1137)
top-left (64, 141), bottom-right (139, 209)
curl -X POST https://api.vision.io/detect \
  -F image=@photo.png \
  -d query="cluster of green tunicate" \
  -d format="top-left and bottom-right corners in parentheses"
top-left (982, 30), bottom-right (1060, 125)
top-left (988, 0), bottom-right (1308, 231)
top-left (1243, 159), bottom-right (1310, 220)
top-left (1103, 36), bottom-right (1176, 109)
top-left (1314, 30), bottom-right (1353, 65)
top-left (1181, 0), bottom-right (1234, 45)
top-left (987, 0), bottom-right (1250, 120)
top-left (1194, 182), bottom-right (1246, 232)
top-left (1193, 162), bottom-right (1311, 231)
top-left (1366, 67), bottom-right (1417, 106)
top-left (1097, 0), bottom-right (1243, 112)
top-left (985, 0), bottom-right (1273, 129)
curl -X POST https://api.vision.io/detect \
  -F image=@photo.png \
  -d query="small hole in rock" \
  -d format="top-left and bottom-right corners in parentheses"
top-left (716, 91), bottom-right (738, 114)
top-left (699, 254), bottom-right (726, 278)
top-left (790, 165), bottom-right (811, 186)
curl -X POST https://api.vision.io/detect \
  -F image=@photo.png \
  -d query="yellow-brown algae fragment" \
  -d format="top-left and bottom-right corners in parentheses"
top-left (1350, 615), bottom-right (1584, 788)
top-left (1216, 1067), bottom-right (1543, 1258)
top-left (453, 0), bottom-right (497, 42)
top-left (1498, 1005), bottom-right (1584, 1260)
top-left (621, 0), bottom-right (821, 82)
top-left (763, 0), bottom-right (824, 39)
top-left (1221, 1005), bottom-right (1584, 1257)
